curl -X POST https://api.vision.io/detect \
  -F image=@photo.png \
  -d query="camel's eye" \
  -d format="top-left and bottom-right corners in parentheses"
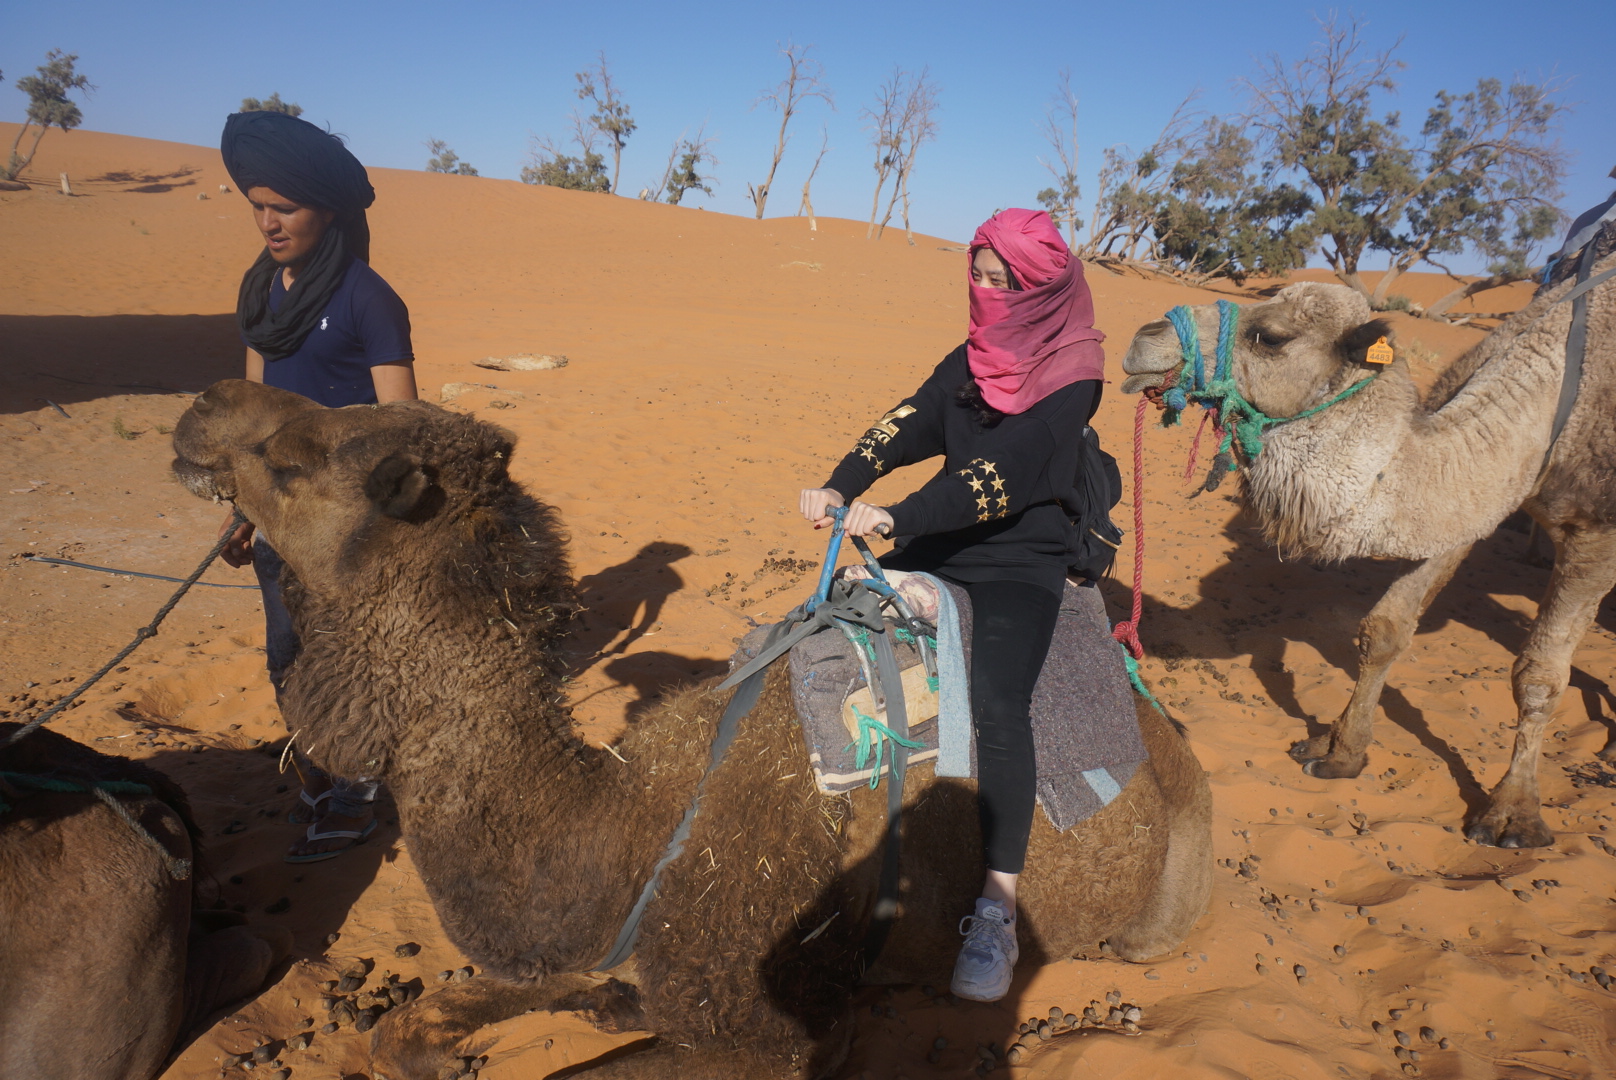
top-left (1245, 325), bottom-right (1293, 350)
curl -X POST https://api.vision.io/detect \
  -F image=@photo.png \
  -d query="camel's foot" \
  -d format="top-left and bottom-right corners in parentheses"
top-left (372, 974), bottom-right (636, 1080)
top-left (1289, 736), bottom-right (1367, 779)
top-left (1597, 739), bottom-right (1616, 764)
top-left (1466, 800), bottom-right (1555, 849)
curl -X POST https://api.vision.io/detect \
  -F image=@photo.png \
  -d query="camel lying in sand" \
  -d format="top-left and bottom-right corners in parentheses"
top-left (1121, 270), bottom-right (1615, 849)
top-left (0, 723), bottom-right (288, 1080)
top-left (170, 379), bottom-right (1213, 1080)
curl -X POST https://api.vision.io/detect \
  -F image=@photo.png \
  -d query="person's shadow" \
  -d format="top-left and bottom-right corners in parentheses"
top-left (567, 542), bottom-right (732, 725)
top-left (572, 542), bottom-right (694, 662)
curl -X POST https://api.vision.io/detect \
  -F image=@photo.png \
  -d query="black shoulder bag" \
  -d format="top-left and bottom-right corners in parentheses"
top-left (1062, 425), bottom-right (1125, 585)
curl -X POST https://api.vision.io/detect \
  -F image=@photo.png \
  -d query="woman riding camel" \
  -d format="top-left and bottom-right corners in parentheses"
top-left (800, 208), bottom-right (1105, 1001)
top-left (215, 109), bottom-right (418, 863)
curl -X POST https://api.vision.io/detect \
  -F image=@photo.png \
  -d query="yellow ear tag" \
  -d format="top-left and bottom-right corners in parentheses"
top-left (1365, 336), bottom-right (1394, 365)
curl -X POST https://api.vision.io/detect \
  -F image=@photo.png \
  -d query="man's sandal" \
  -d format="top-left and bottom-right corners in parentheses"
top-left (284, 818), bottom-right (377, 863)
top-left (286, 786), bottom-right (332, 825)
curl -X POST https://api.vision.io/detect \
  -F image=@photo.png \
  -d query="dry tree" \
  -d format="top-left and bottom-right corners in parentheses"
top-left (747, 42), bottom-right (833, 220)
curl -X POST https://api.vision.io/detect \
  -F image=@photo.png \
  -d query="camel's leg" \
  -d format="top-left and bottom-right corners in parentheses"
top-left (1290, 544), bottom-right (1472, 778)
top-left (1468, 524), bottom-right (1616, 849)
top-left (372, 974), bottom-right (640, 1080)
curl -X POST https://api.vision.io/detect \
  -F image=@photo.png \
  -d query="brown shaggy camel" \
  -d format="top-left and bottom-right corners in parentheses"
top-left (1120, 266), bottom-right (1616, 849)
top-left (0, 722), bottom-right (289, 1079)
top-left (170, 379), bottom-right (1213, 1080)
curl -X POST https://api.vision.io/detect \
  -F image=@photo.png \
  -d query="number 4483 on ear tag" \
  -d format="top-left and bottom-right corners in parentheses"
top-left (1365, 336), bottom-right (1394, 365)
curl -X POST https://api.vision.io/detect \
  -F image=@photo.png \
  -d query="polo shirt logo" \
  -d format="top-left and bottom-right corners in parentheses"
top-left (320, 317), bottom-right (328, 330)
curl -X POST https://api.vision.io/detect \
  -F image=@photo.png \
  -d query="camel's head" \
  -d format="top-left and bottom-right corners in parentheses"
top-left (172, 379), bottom-right (518, 589)
top-left (1121, 283), bottom-right (1394, 419)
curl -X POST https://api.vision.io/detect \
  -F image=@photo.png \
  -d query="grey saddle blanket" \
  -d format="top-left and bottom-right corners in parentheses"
top-left (730, 579), bottom-right (1147, 831)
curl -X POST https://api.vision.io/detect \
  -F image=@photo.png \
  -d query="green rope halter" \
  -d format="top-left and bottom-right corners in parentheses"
top-left (1160, 300), bottom-right (1377, 480)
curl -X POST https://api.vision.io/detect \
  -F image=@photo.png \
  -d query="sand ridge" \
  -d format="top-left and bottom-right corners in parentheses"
top-left (2, 125), bottom-right (1612, 1079)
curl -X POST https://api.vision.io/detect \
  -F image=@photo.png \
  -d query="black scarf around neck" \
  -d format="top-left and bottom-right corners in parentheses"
top-left (236, 212), bottom-right (370, 363)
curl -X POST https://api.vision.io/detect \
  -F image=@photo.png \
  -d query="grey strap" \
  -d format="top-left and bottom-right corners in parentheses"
top-left (1539, 245), bottom-right (1611, 476)
top-left (861, 625), bottom-right (910, 969)
top-left (1542, 193), bottom-right (1616, 278)
top-left (716, 583), bottom-right (886, 693)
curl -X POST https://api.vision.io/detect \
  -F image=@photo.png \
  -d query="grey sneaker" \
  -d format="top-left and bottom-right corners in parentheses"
top-left (950, 898), bottom-right (1018, 1002)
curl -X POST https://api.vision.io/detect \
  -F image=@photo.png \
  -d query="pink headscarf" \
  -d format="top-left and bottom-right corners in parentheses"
top-left (967, 208), bottom-right (1105, 414)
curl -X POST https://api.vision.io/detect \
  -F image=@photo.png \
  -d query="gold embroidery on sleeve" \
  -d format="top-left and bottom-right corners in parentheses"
top-left (851, 404), bottom-right (917, 475)
top-left (957, 458), bottom-right (1009, 522)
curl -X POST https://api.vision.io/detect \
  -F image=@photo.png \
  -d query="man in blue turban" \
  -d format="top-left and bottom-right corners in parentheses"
top-left (217, 109), bottom-right (416, 862)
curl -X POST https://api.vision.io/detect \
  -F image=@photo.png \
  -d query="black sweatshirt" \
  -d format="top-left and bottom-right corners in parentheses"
top-left (824, 345), bottom-right (1099, 596)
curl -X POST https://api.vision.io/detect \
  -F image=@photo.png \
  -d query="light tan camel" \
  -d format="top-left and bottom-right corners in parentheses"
top-left (1120, 266), bottom-right (1616, 849)
top-left (170, 380), bottom-right (1213, 1080)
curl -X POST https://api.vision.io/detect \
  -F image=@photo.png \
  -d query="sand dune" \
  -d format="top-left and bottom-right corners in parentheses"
top-left (2, 125), bottom-right (1613, 1079)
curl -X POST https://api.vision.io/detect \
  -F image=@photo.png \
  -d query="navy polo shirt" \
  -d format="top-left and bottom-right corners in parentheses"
top-left (248, 257), bottom-right (414, 407)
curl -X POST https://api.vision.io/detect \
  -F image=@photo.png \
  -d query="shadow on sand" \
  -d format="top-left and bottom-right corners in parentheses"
top-left (0, 312), bottom-right (241, 415)
top-left (1103, 500), bottom-right (1616, 818)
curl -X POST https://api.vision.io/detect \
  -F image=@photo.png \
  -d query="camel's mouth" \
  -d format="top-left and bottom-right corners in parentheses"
top-left (170, 456), bottom-right (234, 502)
top-left (1120, 319), bottom-right (1180, 395)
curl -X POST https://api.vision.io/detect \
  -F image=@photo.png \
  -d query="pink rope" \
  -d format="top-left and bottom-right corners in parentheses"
top-left (1112, 396), bottom-right (1148, 660)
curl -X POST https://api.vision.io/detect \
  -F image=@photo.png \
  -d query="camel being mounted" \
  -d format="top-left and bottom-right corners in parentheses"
top-left (169, 380), bottom-right (1213, 1080)
top-left (1120, 253), bottom-right (1616, 850)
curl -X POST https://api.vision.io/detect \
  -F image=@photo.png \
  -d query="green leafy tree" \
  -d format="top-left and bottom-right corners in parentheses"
top-left (1243, 15), bottom-right (1567, 308)
top-left (1148, 119), bottom-right (1313, 282)
top-left (240, 92), bottom-right (302, 116)
top-left (646, 127), bottom-right (718, 205)
top-left (5, 50), bottom-right (93, 182)
top-left (576, 53), bottom-right (635, 195)
top-left (521, 114), bottom-right (611, 192)
top-left (425, 138), bottom-right (479, 176)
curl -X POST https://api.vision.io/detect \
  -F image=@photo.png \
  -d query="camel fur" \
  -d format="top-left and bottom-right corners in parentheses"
top-left (0, 723), bottom-right (290, 1080)
top-left (1120, 265), bottom-right (1616, 849)
top-left (170, 379), bottom-right (1213, 1080)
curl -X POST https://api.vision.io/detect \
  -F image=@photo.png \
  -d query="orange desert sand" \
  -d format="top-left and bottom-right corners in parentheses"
top-left (3, 125), bottom-right (1613, 1080)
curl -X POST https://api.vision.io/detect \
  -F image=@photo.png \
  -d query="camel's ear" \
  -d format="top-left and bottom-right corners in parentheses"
top-left (365, 453), bottom-right (432, 519)
top-left (1339, 318), bottom-right (1394, 365)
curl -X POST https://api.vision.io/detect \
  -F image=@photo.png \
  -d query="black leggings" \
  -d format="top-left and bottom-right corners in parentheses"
top-left (965, 579), bottom-right (1062, 875)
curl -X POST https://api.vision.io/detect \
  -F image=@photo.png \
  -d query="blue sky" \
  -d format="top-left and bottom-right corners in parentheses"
top-left (4, 0), bottom-right (1612, 268)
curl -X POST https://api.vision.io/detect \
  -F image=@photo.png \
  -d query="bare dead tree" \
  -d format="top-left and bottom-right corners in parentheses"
top-left (893, 71), bottom-right (940, 245)
top-left (798, 124), bottom-right (830, 231)
top-left (747, 42), bottom-right (833, 220)
top-left (863, 69), bottom-right (905, 239)
top-left (865, 67), bottom-right (940, 241)
top-left (1035, 70), bottom-right (1082, 251)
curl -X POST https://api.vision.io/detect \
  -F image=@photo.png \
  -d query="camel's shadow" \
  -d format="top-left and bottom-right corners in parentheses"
top-left (1117, 502), bottom-right (1616, 814)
